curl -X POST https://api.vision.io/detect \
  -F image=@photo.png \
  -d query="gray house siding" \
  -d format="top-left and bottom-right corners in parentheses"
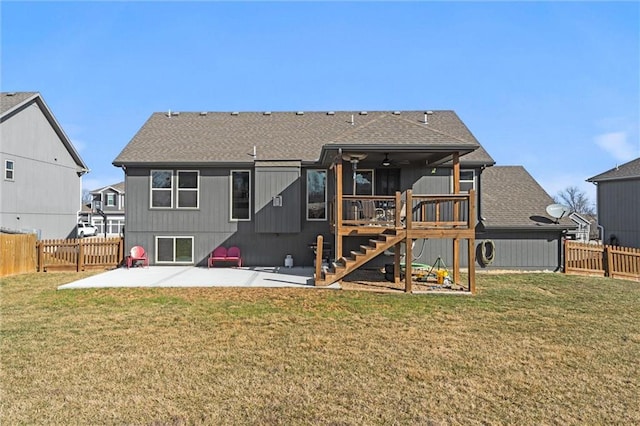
top-left (597, 179), bottom-right (640, 248)
top-left (347, 230), bottom-right (563, 272)
top-left (0, 99), bottom-right (83, 239)
top-left (255, 163), bottom-right (301, 233)
top-left (124, 166), bottom-right (331, 266)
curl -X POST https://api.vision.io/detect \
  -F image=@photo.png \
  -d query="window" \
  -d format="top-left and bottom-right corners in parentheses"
top-left (5, 160), bottom-right (14, 181)
top-left (307, 169), bottom-right (327, 220)
top-left (231, 170), bottom-right (251, 220)
top-left (151, 170), bottom-right (173, 208)
top-left (93, 218), bottom-right (104, 235)
top-left (106, 193), bottom-right (116, 207)
top-left (355, 169), bottom-right (374, 195)
top-left (156, 236), bottom-right (194, 263)
top-left (452, 169), bottom-right (475, 193)
top-left (177, 171), bottom-right (199, 208)
top-left (107, 218), bottom-right (125, 235)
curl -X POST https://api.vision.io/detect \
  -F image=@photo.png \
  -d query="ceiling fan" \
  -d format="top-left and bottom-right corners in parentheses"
top-left (380, 153), bottom-right (409, 167)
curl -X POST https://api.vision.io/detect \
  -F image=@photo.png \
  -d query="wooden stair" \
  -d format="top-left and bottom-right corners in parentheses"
top-left (315, 229), bottom-right (406, 286)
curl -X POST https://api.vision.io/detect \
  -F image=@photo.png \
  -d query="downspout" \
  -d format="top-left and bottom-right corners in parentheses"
top-left (556, 229), bottom-right (568, 272)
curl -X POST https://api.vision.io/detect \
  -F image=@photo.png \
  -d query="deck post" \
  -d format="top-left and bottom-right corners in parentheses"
top-left (468, 189), bottom-right (476, 293)
top-left (452, 152), bottom-right (460, 284)
top-left (394, 242), bottom-right (401, 283)
top-left (404, 190), bottom-right (413, 293)
top-left (315, 235), bottom-right (323, 286)
top-left (335, 159), bottom-right (343, 261)
top-left (405, 237), bottom-right (413, 293)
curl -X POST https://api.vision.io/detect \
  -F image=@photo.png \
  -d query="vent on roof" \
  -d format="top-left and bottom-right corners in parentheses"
top-left (327, 111), bottom-right (335, 115)
top-left (423, 110), bottom-right (433, 124)
top-left (393, 111), bottom-right (401, 115)
top-left (6, 92), bottom-right (16, 97)
top-left (231, 112), bottom-right (239, 116)
top-left (359, 111), bottom-right (368, 115)
top-left (263, 111), bottom-right (271, 115)
top-left (172, 112), bottom-right (180, 116)
top-left (200, 112), bottom-right (207, 116)
top-left (296, 111), bottom-right (304, 115)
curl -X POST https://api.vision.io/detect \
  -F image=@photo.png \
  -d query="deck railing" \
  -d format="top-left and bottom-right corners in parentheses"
top-left (333, 190), bottom-right (474, 231)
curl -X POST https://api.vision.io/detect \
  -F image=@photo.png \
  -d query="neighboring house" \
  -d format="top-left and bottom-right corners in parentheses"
top-left (587, 157), bottom-right (640, 248)
top-left (113, 110), bottom-right (573, 279)
top-left (1, 92), bottom-right (89, 239)
top-left (78, 181), bottom-right (125, 237)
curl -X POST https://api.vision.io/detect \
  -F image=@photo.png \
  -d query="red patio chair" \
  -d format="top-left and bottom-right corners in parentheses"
top-left (126, 245), bottom-right (149, 268)
top-left (226, 246), bottom-right (242, 267)
top-left (208, 246), bottom-right (228, 268)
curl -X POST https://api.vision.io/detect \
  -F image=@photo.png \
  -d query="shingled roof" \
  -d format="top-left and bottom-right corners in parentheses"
top-left (480, 166), bottom-right (573, 230)
top-left (1, 92), bottom-right (39, 116)
top-left (113, 110), bottom-right (494, 166)
top-left (91, 181), bottom-right (125, 193)
top-left (587, 157), bottom-right (640, 182)
top-left (1, 92), bottom-right (89, 172)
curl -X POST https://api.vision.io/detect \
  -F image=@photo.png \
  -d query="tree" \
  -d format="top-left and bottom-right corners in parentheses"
top-left (554, 186), bottom-right (595, 216)
top-left (82, 189), bottom-right (92, 205)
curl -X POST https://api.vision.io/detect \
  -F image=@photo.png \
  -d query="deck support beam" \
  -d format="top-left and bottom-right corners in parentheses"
top-left (335, 159), bottom-right (343, 262)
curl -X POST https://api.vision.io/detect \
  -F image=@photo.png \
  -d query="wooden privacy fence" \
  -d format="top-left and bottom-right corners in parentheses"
top-left (1, 233), bottom-right (37, 277)
top-left (565, 241), bottom-right (640, 281)
top-left (37, 237), bottom-right (124, 272)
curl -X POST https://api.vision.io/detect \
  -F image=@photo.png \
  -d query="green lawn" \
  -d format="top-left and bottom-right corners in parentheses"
top-left (1, 272), bottom-right (638, 425)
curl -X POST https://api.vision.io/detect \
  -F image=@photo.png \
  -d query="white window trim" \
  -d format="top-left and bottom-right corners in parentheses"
top-left (5, 159), bottom-right (15, 181)
top-left (356, 169), bottom-right (375, 195)
top-left (307, 169), bottom-right (328, 221)
top-left (451, 169), bottom-right (475, 193)
top-left (150, 170), bottom-right (173, 209)
top-left (230, 170), bottom-right (251, 221)
top-left (177, 170), bottom-right (200, 209)
top-left (106, 193), bottom-right (116, 207)
top-left (155, 236), bottom-right (194, 264)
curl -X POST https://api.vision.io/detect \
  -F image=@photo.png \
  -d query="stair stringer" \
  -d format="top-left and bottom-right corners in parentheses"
top-left (316, 230), bottom-right (406, 286)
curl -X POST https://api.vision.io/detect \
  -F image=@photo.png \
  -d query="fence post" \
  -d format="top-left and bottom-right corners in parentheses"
top-left (605, 245), bottom-right (612, 278)
top-left (78, 239), bottom-right (84, 272)
top-left (119, 237), bottom-right (124, 266)
top-left (37, 240), bottom-right (43, 272)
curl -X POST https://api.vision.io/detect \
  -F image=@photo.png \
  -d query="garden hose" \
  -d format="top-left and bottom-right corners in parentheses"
top-left (480, 239), bottom-right (496, 266)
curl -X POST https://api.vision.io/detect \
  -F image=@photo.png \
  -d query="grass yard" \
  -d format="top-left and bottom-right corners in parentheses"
top-left (1, 272), bottom-right (638, 425)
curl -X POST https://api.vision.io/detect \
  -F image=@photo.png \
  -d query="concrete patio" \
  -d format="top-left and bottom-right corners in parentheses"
top-left (57, 266), bottom-right (340, 290)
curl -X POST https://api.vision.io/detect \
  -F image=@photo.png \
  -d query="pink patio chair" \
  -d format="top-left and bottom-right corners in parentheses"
top-left (226, 246), bottom-right (242, 267)
top-left (208, 246), bottom-right (242, 268)
top-left (126, 245), bottom-right (149, 268)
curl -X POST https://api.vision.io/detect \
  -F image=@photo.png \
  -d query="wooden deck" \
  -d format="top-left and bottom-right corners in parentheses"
top-left (316, 189), bottom-right (476, 293)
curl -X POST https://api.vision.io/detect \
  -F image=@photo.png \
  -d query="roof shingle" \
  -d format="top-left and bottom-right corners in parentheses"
top-left (481, 166), bottom-right (573, 229)
top-left (113, 110), bottom-right (494, 165)
top-left (587, 157), bottom-right (640, 182)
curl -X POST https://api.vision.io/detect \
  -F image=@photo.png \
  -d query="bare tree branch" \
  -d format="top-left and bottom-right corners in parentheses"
top-left (554, 186), bottom-right (595, 216)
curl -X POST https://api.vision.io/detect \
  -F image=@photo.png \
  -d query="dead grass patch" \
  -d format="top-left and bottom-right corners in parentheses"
top-left (1, 271), bottom-right (638, 424)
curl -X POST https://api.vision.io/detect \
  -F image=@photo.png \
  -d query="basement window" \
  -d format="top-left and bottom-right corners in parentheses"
top-left (156, 236), bottom-right (194, 264)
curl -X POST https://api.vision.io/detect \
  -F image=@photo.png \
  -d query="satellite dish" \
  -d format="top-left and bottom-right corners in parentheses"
top-left (546, 204), bottom-right (570, 222)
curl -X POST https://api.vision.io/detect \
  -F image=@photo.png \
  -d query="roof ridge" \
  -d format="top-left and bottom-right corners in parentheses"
top-left (325, 112), bottom-right (388, 144)
top-left (394, 114), bottom-right (474, 145)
